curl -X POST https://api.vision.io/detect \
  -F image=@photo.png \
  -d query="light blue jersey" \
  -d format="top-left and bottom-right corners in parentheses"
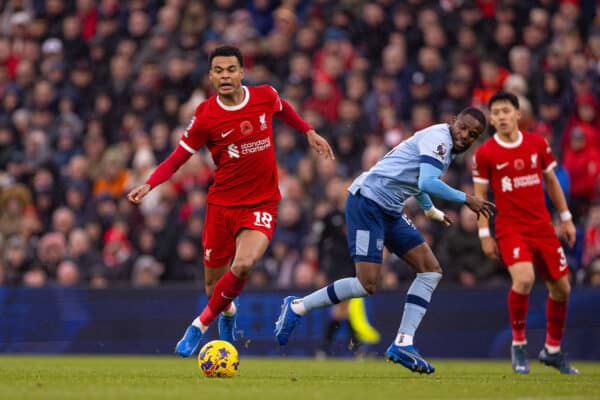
top-left (348, 123), bottom-right (455, 215)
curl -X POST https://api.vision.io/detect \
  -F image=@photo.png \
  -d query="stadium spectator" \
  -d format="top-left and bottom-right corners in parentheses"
top-left (56, 259), bottom-right (81, 287)
top-left (436, 205), bottom-right (501, 287)
top-left (583, 204), bottom-right (600, 266)
top-left (562, 126), bottom-right (600, 220)
top-left (166, 235), bottom-right (203, 282)
top-left (585, 256), bottom-right (600, 286)
top-left (0, 183), bottom-right (34, 238)
top-left (131, 254), bottom-right (163, 288)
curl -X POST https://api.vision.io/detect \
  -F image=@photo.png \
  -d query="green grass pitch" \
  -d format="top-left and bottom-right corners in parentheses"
top-left (1, 356), bottom-right (599, 400)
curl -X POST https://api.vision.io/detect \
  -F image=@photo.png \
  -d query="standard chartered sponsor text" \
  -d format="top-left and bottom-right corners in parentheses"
top-left (241, 138), bottom-right (271, 154)
top-left (513, 173), bottom-right (540, 188)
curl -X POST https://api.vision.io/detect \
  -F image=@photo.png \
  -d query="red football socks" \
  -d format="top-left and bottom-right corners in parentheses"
top-left (545, 297), bottom-right (567, 348)
top-left (508, 289), bottom-right (529, 343)
top-left (199, 270), bottom-right (248, 326)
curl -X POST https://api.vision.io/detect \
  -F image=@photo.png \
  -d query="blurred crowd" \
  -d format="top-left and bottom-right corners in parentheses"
top-left (1, 0), bottom-right (600, 289)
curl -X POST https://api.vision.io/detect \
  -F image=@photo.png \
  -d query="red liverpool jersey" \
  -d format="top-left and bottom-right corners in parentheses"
top-left (180, 85), bottom-right (283, 207)
top-left (472, 131), bottom-right (557, 234)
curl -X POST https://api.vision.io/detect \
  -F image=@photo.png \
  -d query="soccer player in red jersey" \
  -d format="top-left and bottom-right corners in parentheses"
top-left (127, 46), bottom-right (334, 356)
top-left (472, 92), bottom-right (578, 374)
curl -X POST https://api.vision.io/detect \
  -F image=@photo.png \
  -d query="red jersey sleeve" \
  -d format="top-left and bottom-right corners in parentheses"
top-left (179, 105), bottom-right (208, 154)
top-left (472, 144), bottom-right (490, 184)
top-left (538, 135), bottom-right (557, 173)
top-left (271, 83), bottom-right (313, 134)
top-left (269, 85), bottom-right (283, 112)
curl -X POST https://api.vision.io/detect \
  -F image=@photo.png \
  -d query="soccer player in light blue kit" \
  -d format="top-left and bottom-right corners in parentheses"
top-left (274, 107), bottom-right (495, 374)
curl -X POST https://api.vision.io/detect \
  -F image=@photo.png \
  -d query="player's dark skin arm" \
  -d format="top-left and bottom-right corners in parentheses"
top-left (465, 194), bottom-right (496, 220)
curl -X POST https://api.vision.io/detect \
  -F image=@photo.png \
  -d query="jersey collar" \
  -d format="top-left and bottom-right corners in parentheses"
top-left (493, 131), bottom-right (523, 148)
top-left (216, 85), bottom-right (250, 111)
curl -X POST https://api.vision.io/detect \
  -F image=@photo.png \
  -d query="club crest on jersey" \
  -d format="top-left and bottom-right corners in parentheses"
top-left (433, 143), bottom-right (447, 160)
top-left (259, 113), bottom-right (267, 130)
top-left (531, 154), bottom-right (538, 168)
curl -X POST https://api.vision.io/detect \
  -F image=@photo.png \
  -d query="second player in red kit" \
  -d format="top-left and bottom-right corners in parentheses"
top-left (127, 46), bottom-right (334, 356)
top-left (473, 92), bottom-right (578, 375)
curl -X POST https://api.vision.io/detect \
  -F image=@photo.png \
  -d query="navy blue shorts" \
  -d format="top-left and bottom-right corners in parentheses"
top-left (345, 191), bottom-right (425, 264)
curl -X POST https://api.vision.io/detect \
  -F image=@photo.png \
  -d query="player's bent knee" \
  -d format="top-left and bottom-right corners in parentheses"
top-left (551, 291), bottom-right (569, 303)
top-left (549, 281), bottom-right (571, 302)
top-left (358, 278), bottom-right (377, 295)
top-left (231, 257), bottom-right (257, 276)
top-left (425, 261), bottom-right (442, 274)
top-left (514, 277), bottom-right (535, 293)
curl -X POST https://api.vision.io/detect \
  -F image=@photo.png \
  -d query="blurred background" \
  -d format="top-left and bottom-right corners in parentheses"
top-left (0, 0), bottom-right (599, 358)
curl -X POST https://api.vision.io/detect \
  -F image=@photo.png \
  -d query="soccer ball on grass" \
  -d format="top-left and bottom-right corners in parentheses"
top-left (197, 340), bottom-right (239, 378)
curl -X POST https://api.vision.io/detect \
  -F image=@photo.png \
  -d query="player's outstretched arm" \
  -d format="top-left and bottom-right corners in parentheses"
top-left (127, 183), bottom-right (151, 204)
top-left (464, 194), bottom-right (496, 221)
top-left (126, 144), bottom-right (192, 204)
top-left (275, 98), bottom-right (334, 160)
top-left (306, 129), bottom-right (335, 160)
top-left (473, 181), bottom-right (499, 260)
top-left (543, 169), bottom-right (576, 248)
top-left (415, 192), bottom-right (452, 227)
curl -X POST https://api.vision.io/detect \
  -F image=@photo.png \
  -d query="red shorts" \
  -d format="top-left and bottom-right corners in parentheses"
top-left (202, 201), bottom-right (278, 267)
top-left (496, 227), bottom-right (569, 280)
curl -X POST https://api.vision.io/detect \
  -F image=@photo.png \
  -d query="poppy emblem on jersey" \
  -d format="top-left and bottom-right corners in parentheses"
top-left (514, 158), bottom-right (525, 170)
top-left (240, 120), bottom-right (254, 135)
top-left (259, 113), bottom-right (267, 130)
top-left (433, 143), bottom-right (447, 160)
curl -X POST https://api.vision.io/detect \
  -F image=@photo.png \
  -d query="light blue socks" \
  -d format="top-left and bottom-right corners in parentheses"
top-left (301, 277), bottom-right (368, 313)
top-left (398, 272), bottom-right (442, 336)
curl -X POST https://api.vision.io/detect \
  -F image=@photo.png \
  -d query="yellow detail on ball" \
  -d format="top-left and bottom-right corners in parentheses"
top-left (197, 340), bottom-right (239, 378)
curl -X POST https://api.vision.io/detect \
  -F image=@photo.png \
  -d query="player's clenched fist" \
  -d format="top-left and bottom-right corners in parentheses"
top-left (127, 183), bottom-right (151, 204)
top-left (465, 194), bottom-right (496, 220)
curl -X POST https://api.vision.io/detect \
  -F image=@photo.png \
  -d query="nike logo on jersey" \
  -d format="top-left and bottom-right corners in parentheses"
top-left (221, 129), bottom-right (235, 138)
top-left (496, 162), bottom-right (509, 170)
top-left (221, 292), bottom-right (234, 300)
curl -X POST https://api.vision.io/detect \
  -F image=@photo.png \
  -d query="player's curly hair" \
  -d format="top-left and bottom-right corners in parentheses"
top-left (459, 107), bottom-right (487, 130)
top-left (209, 45), bottom-right (244, 67)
